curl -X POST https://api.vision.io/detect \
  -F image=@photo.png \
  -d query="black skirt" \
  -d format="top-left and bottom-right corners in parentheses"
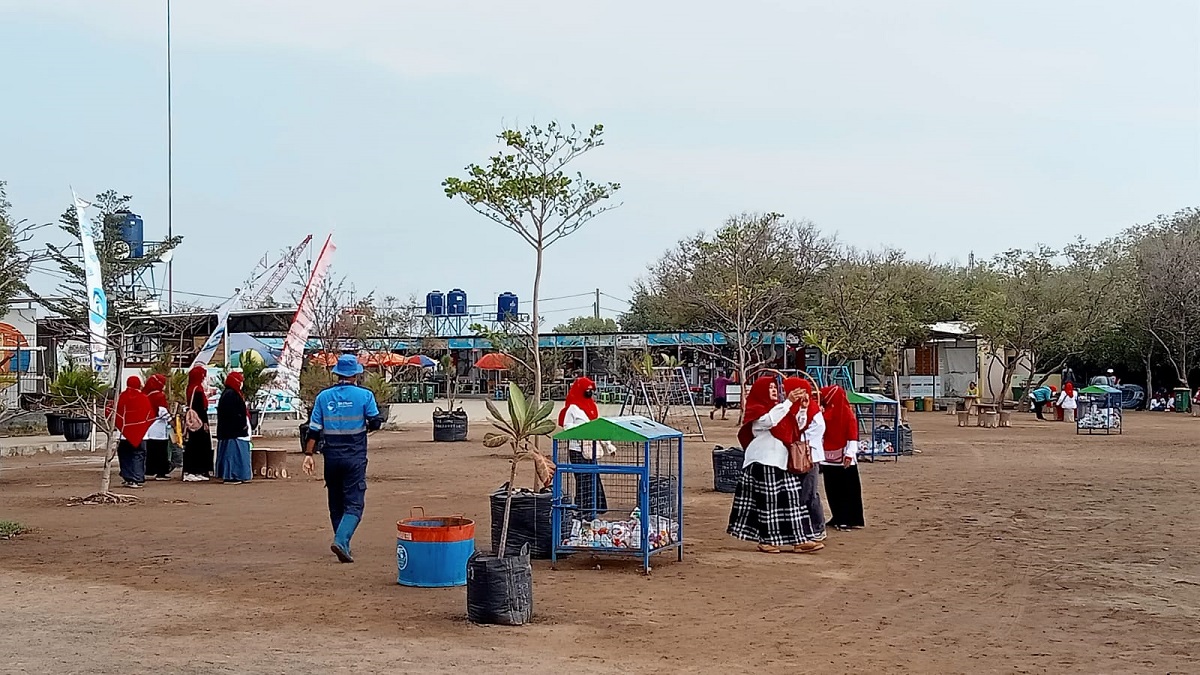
top-left (145, 438), bottom-right (172, 477)
top-left (821, 463), bottom-right (865, 528)
top-left (183, 427), bottom-right (213, 475)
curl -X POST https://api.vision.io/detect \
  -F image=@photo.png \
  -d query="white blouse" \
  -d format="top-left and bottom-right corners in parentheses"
top-left (146, 406), bottom-right (171, 441)
top-left (742, 401), bottom-right (794, 471)
top-left (562, 404), bottom-right (598, 459)
top-left (803, 410), bottom-right (826, 463)
top-left (1056, 391), bottom-right (1078, 410)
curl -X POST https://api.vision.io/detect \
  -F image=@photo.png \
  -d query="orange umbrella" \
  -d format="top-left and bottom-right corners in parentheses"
top-left (309, 352), bottom-right (339, 367)
top-left (359, 352), bottom-right (406, 367)
top-left (474, 352), bottom-right (514, 371)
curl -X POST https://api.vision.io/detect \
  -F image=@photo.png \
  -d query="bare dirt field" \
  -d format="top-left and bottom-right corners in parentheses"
top-left (2, 412), bottom-right (1198, 674)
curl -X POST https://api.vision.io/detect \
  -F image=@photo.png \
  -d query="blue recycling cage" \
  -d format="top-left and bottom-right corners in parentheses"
top-left (551, 416), bottom-right (684, 574)
top-left (1076, 385), bottom-right (1123, 435)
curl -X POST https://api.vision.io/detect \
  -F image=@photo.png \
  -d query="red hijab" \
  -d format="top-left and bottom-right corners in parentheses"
top-left (1063, 382), bottom-right (1075, 397)
top-left (820, 385), bottom-right (858, 454)
top-left (738, 376), bottom-right (802, 450)
top-left (559, 376), bottom-right (599, 426)
top-left (225, 371), bottom-right (244, 396)
top-left (144, 374), bottom-right (167, 411)
top-left (187, 365), bottom-right (208, 407)
top-left (116, 376), bottom-right (153, 446)
top-left (784, 376), bottom-right (818, 432)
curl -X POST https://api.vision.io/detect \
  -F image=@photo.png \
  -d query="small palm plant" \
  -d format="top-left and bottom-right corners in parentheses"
top-left (483, 382), bottom-right (557, 558)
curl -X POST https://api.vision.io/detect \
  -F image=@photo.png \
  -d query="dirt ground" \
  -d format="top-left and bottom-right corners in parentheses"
top-left (1, 411), bottom-right (1198, 674)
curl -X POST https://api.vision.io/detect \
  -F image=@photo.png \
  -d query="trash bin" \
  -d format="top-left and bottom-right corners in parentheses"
top-left (1011, 386), bottom-right (1027, 403)
top-left (913, 397), bottom-right (925, 412)
top-left (922, 396), bottom-right (934, 412)
top-left (904, 399), bottom-right (916, 412)
top-left (1173, 387), bottom-right (1191, 413)
top-left (422, 382), bottom-right (436, 403)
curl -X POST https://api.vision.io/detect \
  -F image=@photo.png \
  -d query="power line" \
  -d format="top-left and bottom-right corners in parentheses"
top-left (600, 292), bottom-right (630, 305)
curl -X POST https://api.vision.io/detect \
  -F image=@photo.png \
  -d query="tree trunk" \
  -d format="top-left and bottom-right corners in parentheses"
top-left (532, 244), bottom-right (544, 406)
top-left (99, 435), bottom-right (115, 494)
top-left (736, 337), bottom-right (748, 425)
top-left (496, 454), bottom-right (520, 559)
top-left (1144, 350), bottom-right (1153, 407)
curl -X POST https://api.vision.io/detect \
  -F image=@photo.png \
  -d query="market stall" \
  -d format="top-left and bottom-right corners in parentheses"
top-left (551, 416), bottom-right (684, 574)
top-left (1076, 385), bottom-right (1123, 435)
top-left (850, 390), bottom-right (907, 461)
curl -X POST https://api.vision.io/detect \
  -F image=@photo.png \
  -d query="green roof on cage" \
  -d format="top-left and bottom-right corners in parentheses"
top-left (554, 416), bottom-right (684, 442)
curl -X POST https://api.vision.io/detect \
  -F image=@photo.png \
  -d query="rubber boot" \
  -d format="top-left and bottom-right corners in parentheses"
top-left (331, 514), bottom-right (360, 563)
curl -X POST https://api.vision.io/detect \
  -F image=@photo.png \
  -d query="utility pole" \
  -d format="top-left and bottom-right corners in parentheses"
top-left (166, 0), bottom-right (174, 313)
top-left (594, 288), bottom-right (601, 320)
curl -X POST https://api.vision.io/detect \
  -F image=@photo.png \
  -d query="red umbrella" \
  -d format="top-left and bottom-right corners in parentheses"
top-left (474, 353), bottom-right (514, 371)
top-left (309, 352), bottom-right (338, 367)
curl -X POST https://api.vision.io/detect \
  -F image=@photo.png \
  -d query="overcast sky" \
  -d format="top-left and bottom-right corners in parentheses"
top-left (2, 0), bottom-right (1197, 323)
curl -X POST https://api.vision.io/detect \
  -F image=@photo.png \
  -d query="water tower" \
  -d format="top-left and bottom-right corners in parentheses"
top-left (108, 210), bottom-right (164, 314)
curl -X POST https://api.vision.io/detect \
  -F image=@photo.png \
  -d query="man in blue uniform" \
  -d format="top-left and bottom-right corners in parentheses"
top-left (303, 354), bottom-right (386, 563)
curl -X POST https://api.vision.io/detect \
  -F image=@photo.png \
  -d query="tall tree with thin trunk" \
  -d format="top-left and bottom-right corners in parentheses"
top-left (443, 122), bottom-right (621, 406)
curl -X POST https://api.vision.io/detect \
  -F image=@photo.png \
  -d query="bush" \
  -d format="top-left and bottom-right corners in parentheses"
top-left (363, 371), bottom-right (396, 405)
top-left (48, 361), bottom-right (110, 411)
top-left (0, 521), bottom-right (29, 540)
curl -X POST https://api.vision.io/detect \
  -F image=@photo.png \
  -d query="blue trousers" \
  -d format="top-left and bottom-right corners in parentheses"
top-left (324, 454), bottom-right (367, 531)
top-left (117, 440), bottom-right (146, 485)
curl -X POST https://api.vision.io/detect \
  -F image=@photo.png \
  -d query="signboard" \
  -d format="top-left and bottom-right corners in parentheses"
top-left (899, 375), bottom-right (941, 399)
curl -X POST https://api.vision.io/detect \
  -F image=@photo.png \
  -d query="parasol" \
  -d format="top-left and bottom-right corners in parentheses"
top-left (474, 352), bottom-right (514, 371)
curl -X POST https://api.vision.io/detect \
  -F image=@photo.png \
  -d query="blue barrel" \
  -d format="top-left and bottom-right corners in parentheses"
top-left (497, 292), bottom-right (519, 321)
top-left (425, 291), bottom-right (445, 315)
top-left (396, 512), bottom-right (475, 588)
top-left (447, 289), bottom-right (468, 315)
top-left (113, 210), bottom-right (144, 258)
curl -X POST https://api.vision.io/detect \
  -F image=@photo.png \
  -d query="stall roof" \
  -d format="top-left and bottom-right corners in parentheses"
top-left (849, 391), bottom-right (898, 405)
top-left (1079, 385), bottom-right (1121, 395)
top-left (927, 321), bottom-right (978, 338)
top-left (554, 416), bottom-right (683, 442)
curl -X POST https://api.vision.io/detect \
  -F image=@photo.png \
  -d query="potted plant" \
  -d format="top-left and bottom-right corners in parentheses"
top-left (362, 372), bottom-right (395, 423)
top-left (467, 382), bottom-right (556, 626)
top-left (433, 354), bottom-right (468, 442)
top-left (48, 361), bottom-right (108, 442)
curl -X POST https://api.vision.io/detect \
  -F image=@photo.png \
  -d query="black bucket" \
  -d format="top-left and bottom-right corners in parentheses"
top-left (712, 445), bottom-right (744, 493)
top-left (466, 547), bottom-right (533, 626)
top-left (489, 485), bottom-right (552, 559)
top-left (432, 408), bottom-right (468, 442)
top-left (45, 412), bottom-right (65, 436)
top-left (61, 416), bottom-right (93, 442)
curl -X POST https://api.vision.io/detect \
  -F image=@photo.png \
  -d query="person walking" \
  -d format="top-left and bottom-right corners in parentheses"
top-left (182, 365), bottom-right (213, 481)
top-left (785, 377), bottom-right (826, 542)
top-left (215, 372), bottom-right (253, 485)
top-left (1057, 382), bottom-right (1079, 423)
top-left (115, 375), bottom-right (153, 489)
top-left (819, 385), bottom-right (865, 531)
top-left (143, 374), bottom-right (173, 480)
top-left (711, 371), bottom-right (732, 421)
top-left (302, 354), bottom-right (386, 564)
top-left (727, 376), bottom-right (824, 554)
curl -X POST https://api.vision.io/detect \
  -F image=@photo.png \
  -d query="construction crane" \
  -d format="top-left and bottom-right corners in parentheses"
top-left (241, 235), bottom-right (313, 309)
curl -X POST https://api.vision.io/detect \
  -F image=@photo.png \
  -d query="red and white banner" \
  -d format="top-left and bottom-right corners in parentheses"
top-left (274, 234), bottom-right (335, 400)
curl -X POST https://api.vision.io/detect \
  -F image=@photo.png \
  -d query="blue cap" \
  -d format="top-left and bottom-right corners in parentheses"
top-left (332, 354), bottom-right (364, 378)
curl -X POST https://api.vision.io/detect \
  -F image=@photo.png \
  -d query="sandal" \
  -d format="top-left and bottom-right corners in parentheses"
top-left (794, 542), bottom-right (825, 554)
top-left (757, 544), bottom-right (781, 554)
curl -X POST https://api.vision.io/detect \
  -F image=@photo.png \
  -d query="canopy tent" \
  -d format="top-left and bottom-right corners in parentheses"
top-left (406, 355), bottom-right (437, 368)
top-left (228, 333), bottom-right (280, 367)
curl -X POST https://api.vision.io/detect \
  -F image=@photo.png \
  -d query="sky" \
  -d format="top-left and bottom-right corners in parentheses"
top-left (2, 0), bottom-right (1198, 324)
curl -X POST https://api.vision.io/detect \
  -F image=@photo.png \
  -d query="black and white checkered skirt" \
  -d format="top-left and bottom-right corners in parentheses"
top-left (727, 462), bottom-right (819, 546)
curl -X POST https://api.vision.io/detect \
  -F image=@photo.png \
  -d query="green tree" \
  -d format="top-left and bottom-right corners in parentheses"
top-left (639, 212), bottom-right (832, 409)
top-left (34, 190), bottom-right (182, 326)
top-left (444, 122), bottom-right (621, 406)
top-left (553, 316), bottom-right (619, 334)
top-left (1128, 208), bottom-right (1200, 386)
top-left (0, 181), bottom-right (47, 313)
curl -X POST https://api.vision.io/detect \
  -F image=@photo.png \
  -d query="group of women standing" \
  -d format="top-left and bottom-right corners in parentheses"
top-left (111, 365), bottom-right (254, 487)
top-left (727, 375), bottom-right (865, 554)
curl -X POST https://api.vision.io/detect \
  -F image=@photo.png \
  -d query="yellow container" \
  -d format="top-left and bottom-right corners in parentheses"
top-left (903, 399), bottom-right (916, 412)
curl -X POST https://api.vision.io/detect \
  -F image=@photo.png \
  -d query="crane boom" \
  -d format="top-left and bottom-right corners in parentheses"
top-left (241, 234), bottom-right (313, 308)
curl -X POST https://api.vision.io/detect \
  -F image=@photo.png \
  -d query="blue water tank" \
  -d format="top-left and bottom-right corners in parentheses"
top-left (425, 291), bottom-right (445, 316)
top-left (497, 292), bottom-right (519, 322)
top-left (447, 289), bottom-right (468, 316)
top-left (113, 210), bottom-right (144, 258)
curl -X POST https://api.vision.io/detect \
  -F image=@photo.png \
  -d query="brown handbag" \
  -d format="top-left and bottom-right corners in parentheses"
top-left (787, 440), bottom-right (813, 475)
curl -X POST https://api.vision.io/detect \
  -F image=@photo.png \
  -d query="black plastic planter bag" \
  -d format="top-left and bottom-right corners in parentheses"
top-left (489, 485), bottom-right (553, 559)
top-left (466, 548), bottom-right (533, 626)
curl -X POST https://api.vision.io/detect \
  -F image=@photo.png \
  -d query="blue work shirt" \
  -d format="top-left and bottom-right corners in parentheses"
top-left (1031, 386), bottom-right (1053, 403)
top-left (308, 383), bottom-right (381, 458)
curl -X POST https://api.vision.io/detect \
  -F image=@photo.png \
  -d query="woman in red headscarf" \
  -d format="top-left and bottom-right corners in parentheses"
top-left (143, 374), bottom-right (173, 480)
top-left (727, 376), bottom-right (824, 554)
top-left (214, 371), bottom-right (252, 484)
top-left (819, 385), bottom-right (864, 531)
top-left (1056, 382), bottom-right (1078, 424)
top-left (182, 365), bottom-right (213, 481)
top-left (785, 376), bottom-right (826, 542)
top-left (559, 376), bottom-right (607, 516)
top-left (115, 376), bottom-right (153, 488)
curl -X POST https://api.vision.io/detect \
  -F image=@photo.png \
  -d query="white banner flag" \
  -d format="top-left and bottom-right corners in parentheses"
top-left (190, 290), bottom-right (243, 368)
top-left (273, 235), bottom-right (335, 399)
top-left (72, 190), bottom-right (107, 372)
